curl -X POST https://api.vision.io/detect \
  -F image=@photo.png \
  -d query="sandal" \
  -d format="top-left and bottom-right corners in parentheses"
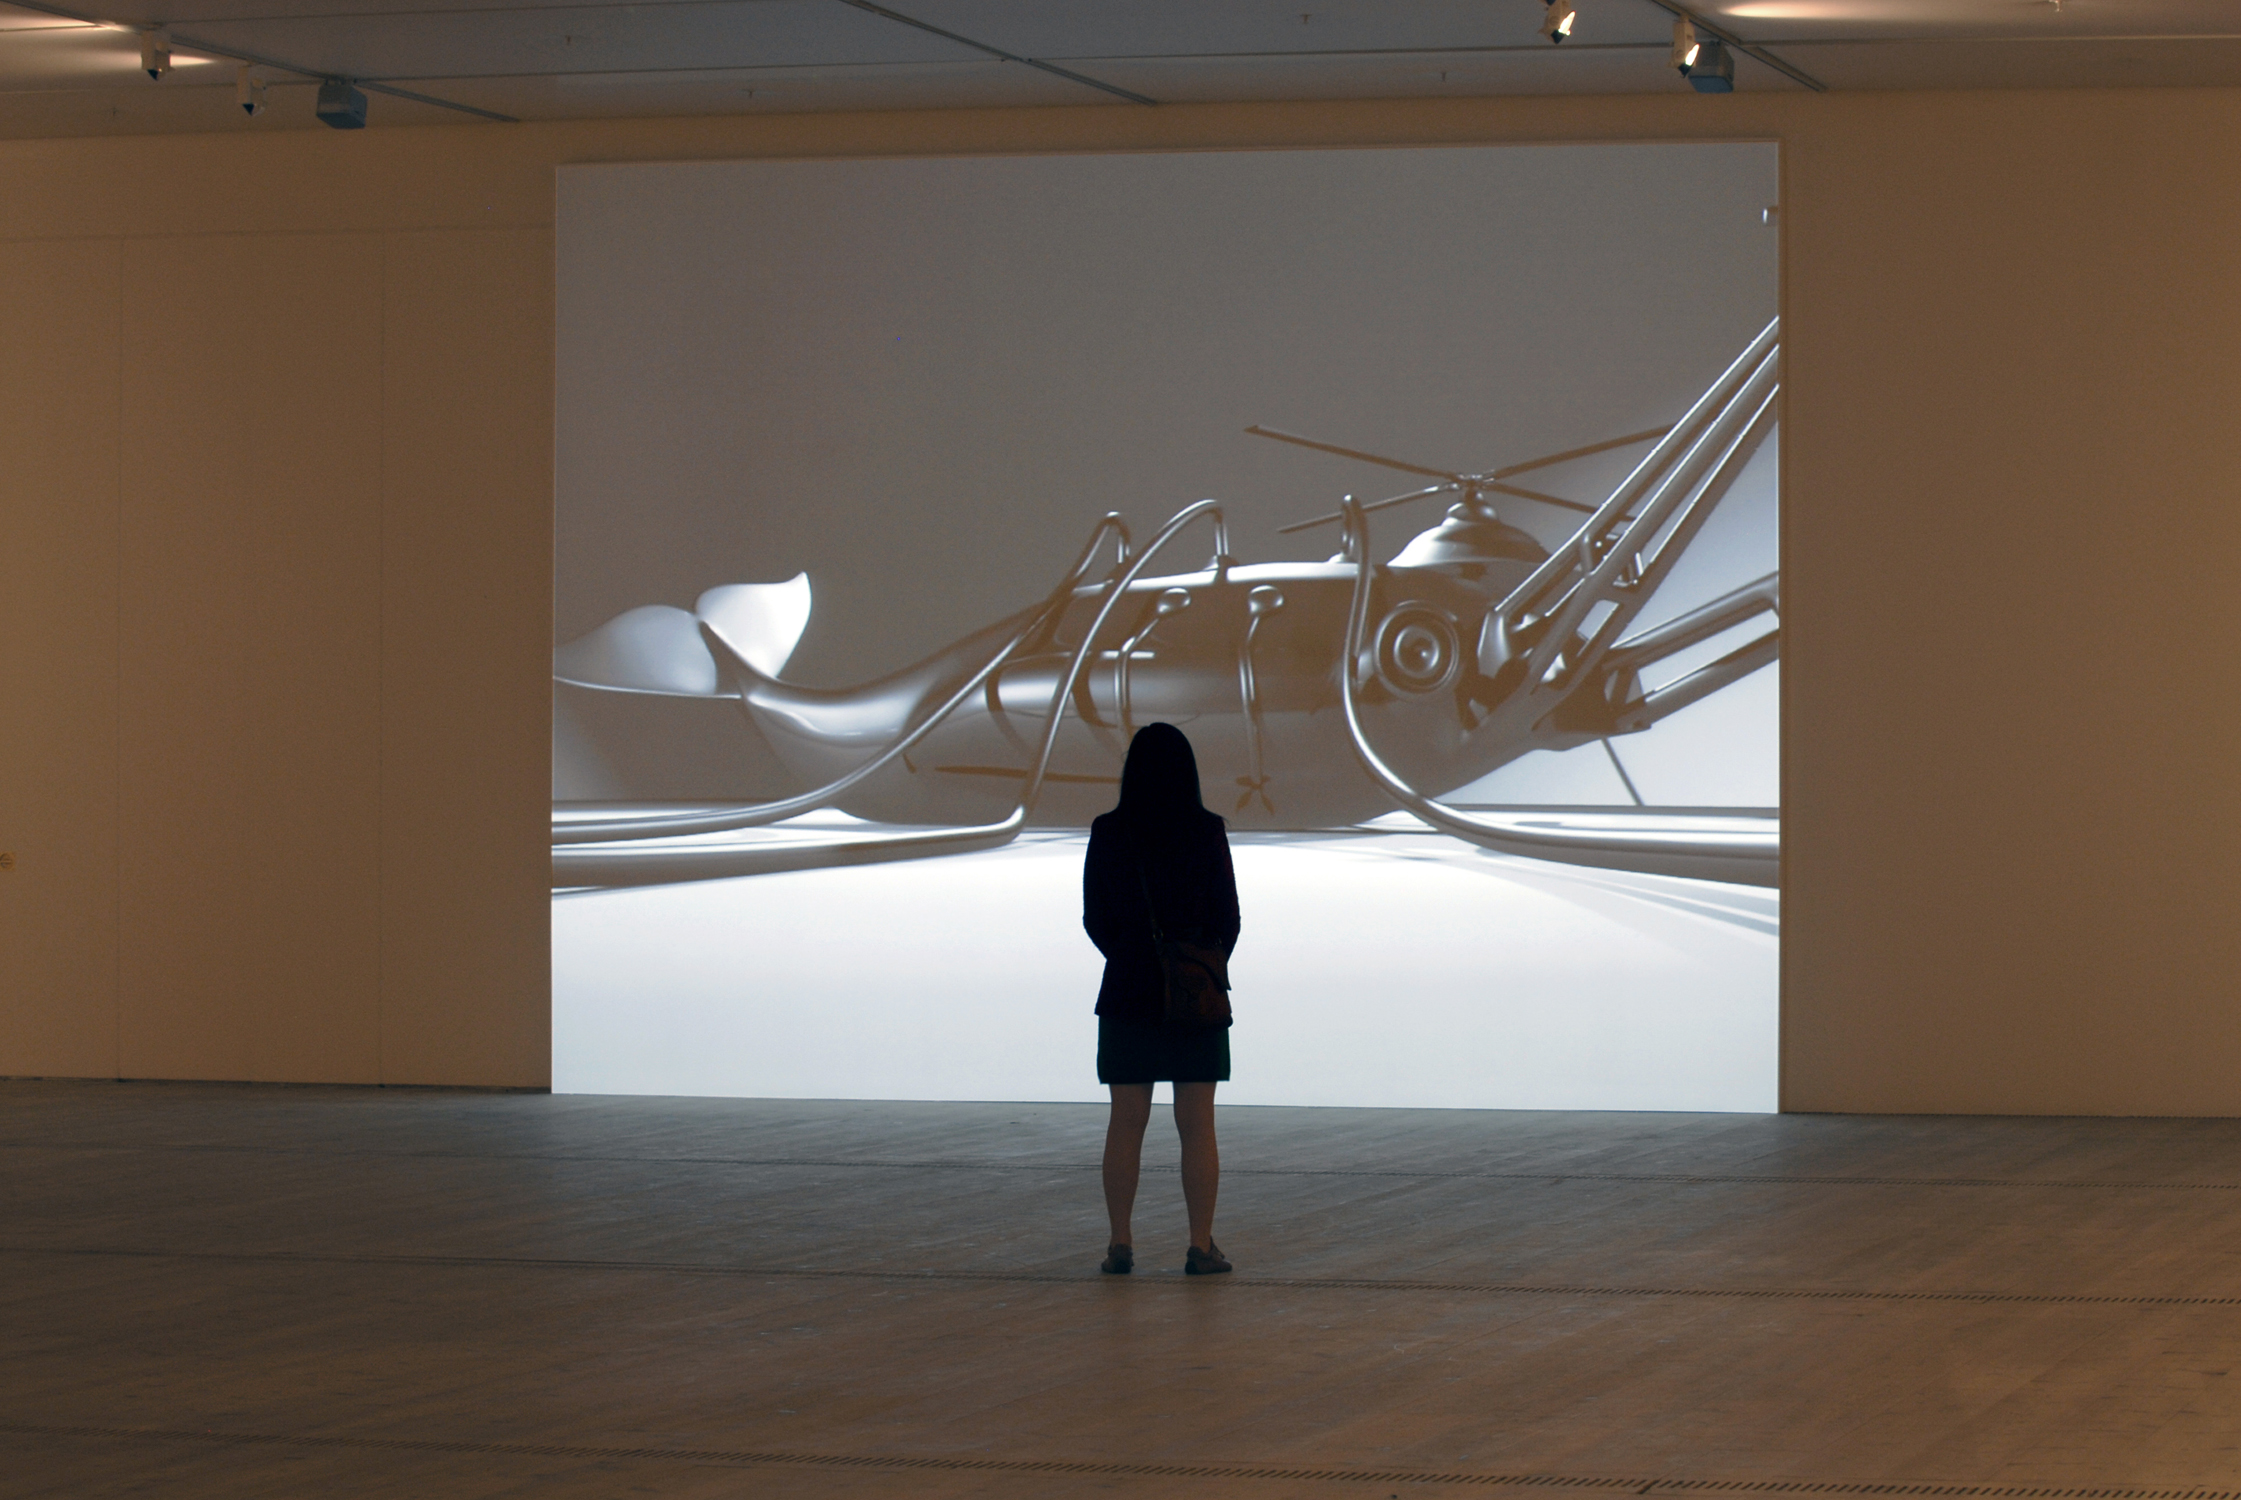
top-left (1100, 1243), bottom-right (1134, 1275)
top-left (1184, 1241), bottom-right (1231, 1276)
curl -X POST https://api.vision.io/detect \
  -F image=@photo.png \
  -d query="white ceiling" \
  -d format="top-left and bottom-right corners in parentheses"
top-left (3, 0), bottom-right (2238, 136)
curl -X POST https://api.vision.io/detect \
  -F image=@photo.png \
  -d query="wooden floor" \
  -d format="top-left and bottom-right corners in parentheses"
top-left (8, 1082), bottom-right (2241, 1498)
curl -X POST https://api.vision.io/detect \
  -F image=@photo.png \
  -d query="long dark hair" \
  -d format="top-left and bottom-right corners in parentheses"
top-left (1116, 722), bottom-right (1210, 831)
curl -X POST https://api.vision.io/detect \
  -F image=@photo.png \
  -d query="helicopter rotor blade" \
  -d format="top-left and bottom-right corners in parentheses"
top-left (1485, 481), bottom-right (1597, 514)
top-left (1276, 477), bottom-right (1597, 534)
top-left (1277, 483), bottom-right (1454, 535)
top-left (1258, 422), bottom-right (1662, 532)
top-left (1491, 425), bottom-right (1673, 480)
top-left (1245, 425), bottom-right (1461, 481)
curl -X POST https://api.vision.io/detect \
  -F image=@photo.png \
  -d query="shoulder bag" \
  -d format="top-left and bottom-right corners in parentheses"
top-left (1132, 857), bottom-right (1232, 1031)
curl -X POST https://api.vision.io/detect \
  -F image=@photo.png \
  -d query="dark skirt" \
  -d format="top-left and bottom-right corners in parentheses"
top-left (1096, 1015), bottom-right (1232, 1085)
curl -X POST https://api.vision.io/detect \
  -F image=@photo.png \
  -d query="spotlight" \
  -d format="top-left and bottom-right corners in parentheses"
top-left (139, 28), bottom-right (170, 80)
top-left (236, 63), bottom-right (267, 116)
top-left (316, 78), bottom-right (368, 129)
top-left (1671, 17), bottom-right (1700, 74)
top-left (1540, 0), bottom-right (1577, 43)
top-left (1687, 37), bottom-right (1735, 92)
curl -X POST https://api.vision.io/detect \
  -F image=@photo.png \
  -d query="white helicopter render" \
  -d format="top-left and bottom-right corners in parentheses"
top-left (554, 322), bottom-right (1782, 890)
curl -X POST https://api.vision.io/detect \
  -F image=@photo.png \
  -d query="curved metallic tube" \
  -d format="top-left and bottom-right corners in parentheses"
top-left (1017, 500), bottom-right (1228, 808)
top-left (553, 806), bottom-right (1034, 888)
top-left (1522, 348), bottom-right (1781, 693)
top-left (1115, 587), bottom-right (1191, 738)
top-left (1499, 317), bottom-right (1780, 623)
top-left (1233, 584), bottom-right (1283, 814)
top-left (1335, 497), bottom-right (1780, 889)
top-left (554, 500), bottom-right (1232, 886)
top-left (553, 512), bottom-right (1128, 846)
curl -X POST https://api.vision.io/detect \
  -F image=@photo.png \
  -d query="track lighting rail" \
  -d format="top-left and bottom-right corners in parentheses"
top-left (834, 0), bottom-right (1157, 106)
top-left (5, 0), bottom-right (519, 123)
top-left (1637, 0), bottom-right (1826, 92)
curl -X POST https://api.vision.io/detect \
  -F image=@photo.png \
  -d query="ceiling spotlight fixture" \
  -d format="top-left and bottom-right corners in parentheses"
top-left (1540, 0), bottom-right (1577, 43)
top-left (1688, 38), bottom-right (1735, 92)
top-left (236, 63), bottom-right (268, 116)
top-left (315, 77), bottom-right (368, 129)
top-left (139, 28), bottom-right (170, 80)
top-left (1671, 17), bottom-right (1700, 74)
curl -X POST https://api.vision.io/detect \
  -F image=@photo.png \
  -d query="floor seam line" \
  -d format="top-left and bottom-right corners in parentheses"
top-left (3, 1245), bottom-right (2233, 1306)
top-left (0, 1421), bottom-right (2230, 1496)
top-left (3, 1143), bottom-right (2237, 1192)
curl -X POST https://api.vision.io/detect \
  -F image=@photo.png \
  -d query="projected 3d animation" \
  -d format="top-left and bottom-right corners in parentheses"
top-left (553, 144), bottom-right (1781, 1111)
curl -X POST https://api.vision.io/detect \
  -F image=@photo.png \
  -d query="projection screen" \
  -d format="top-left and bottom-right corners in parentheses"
top-left (553, 143), bottom-right (1781, 1110)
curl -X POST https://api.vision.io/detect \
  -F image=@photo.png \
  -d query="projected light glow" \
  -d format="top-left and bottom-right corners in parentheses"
top-left (553, 143), bottom-right (1782, 1111)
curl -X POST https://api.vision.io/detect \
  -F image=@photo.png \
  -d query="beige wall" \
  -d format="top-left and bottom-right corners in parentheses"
top-left (3, 90), bottom-right (2238, 1107)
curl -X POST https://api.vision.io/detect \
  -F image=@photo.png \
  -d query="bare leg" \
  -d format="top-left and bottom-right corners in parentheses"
top-left (1103, 1084), bottom-right (1155, 1247)
top-left (1173, 1082), bottom-right (1220, 1252)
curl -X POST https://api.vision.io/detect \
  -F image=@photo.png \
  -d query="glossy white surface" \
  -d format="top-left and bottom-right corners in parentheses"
top-left (553, 826), bottom-right (1777, 1110)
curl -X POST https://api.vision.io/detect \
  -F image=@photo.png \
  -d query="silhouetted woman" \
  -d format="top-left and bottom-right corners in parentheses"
top-left (1082, 721), bottom-right (1240, 1276)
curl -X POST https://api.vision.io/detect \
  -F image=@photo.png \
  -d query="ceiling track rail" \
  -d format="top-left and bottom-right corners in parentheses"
top-left (1639, 0), bottom-right (1828, 91)
top-left (4, 0), bottom-right (519, 121)
top-left (831, 0), bottom-right (1157, 105)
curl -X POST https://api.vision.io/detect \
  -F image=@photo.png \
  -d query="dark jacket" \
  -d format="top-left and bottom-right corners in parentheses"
top-left (1082, 809), bottom-right (1240, 1026)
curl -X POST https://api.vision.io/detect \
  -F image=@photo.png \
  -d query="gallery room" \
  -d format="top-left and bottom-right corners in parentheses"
top-left (7, 1), bottom-right (2241, 1493)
